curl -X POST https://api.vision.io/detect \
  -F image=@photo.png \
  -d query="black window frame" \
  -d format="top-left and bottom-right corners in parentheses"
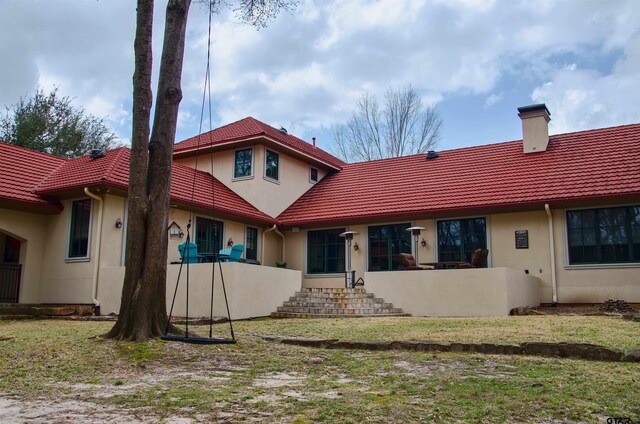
top-left (306, 228), bottom-right (346, 275)
top-left (234, 148), bottom-right (253, 179)
top-left (437, 217), bottom-right (487, 265)
top-left (245, 226), bottom-right (258, 261)
top-left (265, 149), bottom-right (279, 181)
top-left (309, 167), bottom-right (318, 183)
top-left (68, 198), bottom-right (92, 259)
top-left (195, 217), bottom-right (224, 255)
top-left (367, 223), bottom-right (412, 271)
top-left (567, 205), bottom-right (640, 265)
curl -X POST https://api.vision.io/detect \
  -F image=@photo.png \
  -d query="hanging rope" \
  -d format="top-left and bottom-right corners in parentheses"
top-left (163, 1), bottom-right (235, 344)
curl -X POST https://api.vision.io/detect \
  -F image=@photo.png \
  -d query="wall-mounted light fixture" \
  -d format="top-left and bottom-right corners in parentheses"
top-left (353, 242), bottom-right (359, 251)
top-left (115, 218), bottom-right (123, 229)
top-left (227, 238), bottom-right (234, 247)
top-left (421, 238), bottom-right (427, 247)
top-left (168, 221), bottom-right (184, 238)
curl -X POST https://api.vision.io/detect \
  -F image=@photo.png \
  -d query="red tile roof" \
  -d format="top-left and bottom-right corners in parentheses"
top-left (36, 147), bottom-right (131, 194)
top-left (0, 144), bottom-right (273, 225)
top-left (173, 116), bottom-right (346, 169)
top-left (277, 123), bottom-right (640, 226)
top-left (0, 142), bottom-right (66, 210)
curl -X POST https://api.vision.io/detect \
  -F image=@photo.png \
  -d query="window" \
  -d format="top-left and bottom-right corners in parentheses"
top-left (368, 223), bottom-right (411, 271)
top-left (437, 218), bottom-right (487, 264)
top-left (310, 167), bottom-right (318, 183)
top-left (68, 199), bottom-right (92, 258)
top-left (245, 226), bottom-right (258, 261)
top-left (567, 206), bottom-right (640, 265)
top-left (265, 149), bottom-right (279, 181)
top-left (307, 228), bottom-right (345, 274)
top-left (234, 148), bottom-right (252, 178)
top-left (196, 217), bottom-right (224, 254)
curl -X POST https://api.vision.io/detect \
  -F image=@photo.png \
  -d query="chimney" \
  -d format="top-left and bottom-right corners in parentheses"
top-left (312, 137), bottom-right (316, 147)
top-left (518, 104), bottom-right (551, 154)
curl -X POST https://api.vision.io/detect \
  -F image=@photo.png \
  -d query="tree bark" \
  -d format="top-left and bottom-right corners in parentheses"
top-left (106, 0), bottom-right (191, 341)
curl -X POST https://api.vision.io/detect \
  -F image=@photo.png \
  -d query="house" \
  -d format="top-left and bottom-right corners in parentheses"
top-left (1, 104), bottom-right (639, 317)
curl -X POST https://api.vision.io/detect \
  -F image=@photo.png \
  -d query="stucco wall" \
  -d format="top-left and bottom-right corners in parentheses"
top-left (98, 263), bottom-right (301, 319)
top-left (489, 211), bottom-right (552, 302)
top-left (0, 208), bottom-right (48, 303)
top-left (550, 208), bottom-right (640, 303)
top-left (175, 145), bottom-right (328, 217)
top-left (39, 198), bottom-right (96, 303)
top-left (365, 268), bottom-right (540, 316)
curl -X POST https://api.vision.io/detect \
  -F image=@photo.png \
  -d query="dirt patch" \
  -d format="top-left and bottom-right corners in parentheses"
top-left (253, 372), bottom-right (307, 388)
top-left (0, 396), bottom-right (150, 423)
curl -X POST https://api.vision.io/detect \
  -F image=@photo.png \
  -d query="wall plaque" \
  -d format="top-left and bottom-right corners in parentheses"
top-left (515, 230), bottom-right (529, 249)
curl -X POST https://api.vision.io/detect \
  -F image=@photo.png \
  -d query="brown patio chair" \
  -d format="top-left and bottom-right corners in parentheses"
top-left (456, 249), bottom-right (488, 269)
top-left (398, 253), bottom-right (426, 270)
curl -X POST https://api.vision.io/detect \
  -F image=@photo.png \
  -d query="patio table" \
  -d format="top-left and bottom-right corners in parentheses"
top-left (419, 261), bottom-right (468, 269)
top-left (198, 253), bottom-right (230, 263)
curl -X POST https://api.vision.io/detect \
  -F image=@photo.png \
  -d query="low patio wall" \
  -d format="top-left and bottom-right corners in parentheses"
top-left (365, 267), bottom-right (540, 316)
top-left (98, 263), bottom-right (301, 320)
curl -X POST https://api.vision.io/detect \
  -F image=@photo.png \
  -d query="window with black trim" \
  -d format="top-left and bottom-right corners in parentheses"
top-left (234, 148), bottom-right (252, 178)
top-left (567, 206), bottom-right (640, 265)
top-left (368, 223), bottom-right (412, 271)
top-left (310, 167), bottom-right (318, 183)
top-left (265, 149), bottom-right (279, 181)
top-left (437, 218), bottom-right (487, 264)
top-left (307, 228), bottom-right (345, 274)
top-left (245, 226), bottom-right (258, 261)
top-left (68, 199), bottom-right (92, 258)
top-left (196, 217), bottom-right (224, 254)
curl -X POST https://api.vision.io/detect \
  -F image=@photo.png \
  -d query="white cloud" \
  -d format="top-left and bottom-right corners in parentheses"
top-left (531, 32), bottom-right (640, 134)
top-left (1, 0), bottom-right (639, 148)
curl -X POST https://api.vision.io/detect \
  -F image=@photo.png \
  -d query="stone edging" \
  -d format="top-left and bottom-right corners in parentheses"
top-left (259, 336), bottom-right (640, 363)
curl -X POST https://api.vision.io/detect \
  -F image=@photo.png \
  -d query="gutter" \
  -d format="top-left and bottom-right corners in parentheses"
top-left (261, 224), bottom-right (286, 265)
top-left (544, 204), bottom-right (558, 304)
top-left (84, 187), bottom-right (103, 315)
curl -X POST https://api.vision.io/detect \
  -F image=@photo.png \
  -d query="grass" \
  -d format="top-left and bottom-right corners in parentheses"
top-left (234, 315), bottom-right (640, 349)
top-left (0, 318), bottom-right (638, 422)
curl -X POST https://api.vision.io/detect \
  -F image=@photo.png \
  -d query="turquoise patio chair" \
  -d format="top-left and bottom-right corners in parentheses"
top-left (178, 241), bottom-right (199, 264)
top-left (228, 244), bottom-right (244, 262)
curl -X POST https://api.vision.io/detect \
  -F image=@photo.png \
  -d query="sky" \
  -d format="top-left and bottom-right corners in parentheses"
top-left (1, 0), bottom-right (639, 156)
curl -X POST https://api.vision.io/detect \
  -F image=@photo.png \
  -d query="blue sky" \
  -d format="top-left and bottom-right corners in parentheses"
top-left (1, 0), bottom-right (639, 156)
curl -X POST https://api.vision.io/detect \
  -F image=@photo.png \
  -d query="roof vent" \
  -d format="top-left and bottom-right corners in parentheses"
top-left (426, 151), bottom-right (438, 159)
top-left (278, 127), bottom-right (288, 135)
top-left (90, 149), bottom-right (105, 160)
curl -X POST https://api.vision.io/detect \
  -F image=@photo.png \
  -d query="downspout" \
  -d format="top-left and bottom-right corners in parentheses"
top-left (544, 204), bottom-right (558, 305)
top-left (261, 224), bottom-right (286, 265)
top-left (84, 188), bottom-right (103, 315)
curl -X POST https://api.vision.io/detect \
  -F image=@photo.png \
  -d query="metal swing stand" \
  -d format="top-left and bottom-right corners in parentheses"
top-left (162, 223), bottom-right (236, 345)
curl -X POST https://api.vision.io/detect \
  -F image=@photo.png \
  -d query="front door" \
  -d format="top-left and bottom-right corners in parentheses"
top-left (0, 234), bottom-right (21, 303)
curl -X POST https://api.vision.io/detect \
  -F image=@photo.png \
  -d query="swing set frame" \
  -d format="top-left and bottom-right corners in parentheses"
top-left (161, 2), bottom-right (236, 345)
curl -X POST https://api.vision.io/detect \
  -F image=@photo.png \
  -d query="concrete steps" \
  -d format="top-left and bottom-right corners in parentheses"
top-left (271, 288), bottom-right (410, 318)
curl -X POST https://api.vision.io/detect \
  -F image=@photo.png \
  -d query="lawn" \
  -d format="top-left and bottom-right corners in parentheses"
top-left (0, 317), bottom-right (638, 423)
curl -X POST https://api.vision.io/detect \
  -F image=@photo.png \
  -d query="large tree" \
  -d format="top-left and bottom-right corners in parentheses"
top-left (0, 88), bottom-right (120, 158)
top-left (106, 0), bottom-right (294, 342)
top-left (333, 85), bottom-right (443, 163)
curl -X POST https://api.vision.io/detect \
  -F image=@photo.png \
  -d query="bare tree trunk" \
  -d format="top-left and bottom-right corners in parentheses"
top-left (106, 0), bottom-right (191, 341)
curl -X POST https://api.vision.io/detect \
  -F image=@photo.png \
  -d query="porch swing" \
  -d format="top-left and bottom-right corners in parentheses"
top-left (161, 3), bottom-right (236, 345)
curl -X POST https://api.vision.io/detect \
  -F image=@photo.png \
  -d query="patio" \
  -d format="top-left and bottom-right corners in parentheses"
top-left (97, 262), bottom-right (301, 320)
top-left (365, 267), bottom-right (540, 316)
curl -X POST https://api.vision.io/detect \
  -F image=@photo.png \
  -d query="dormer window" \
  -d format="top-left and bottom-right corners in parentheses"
top-left (265, 149), bottom-right (279, 182)
top-left (234, 148), bottom-right (253, 179)
top-left (310, 167), bottom-right (318, 183)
